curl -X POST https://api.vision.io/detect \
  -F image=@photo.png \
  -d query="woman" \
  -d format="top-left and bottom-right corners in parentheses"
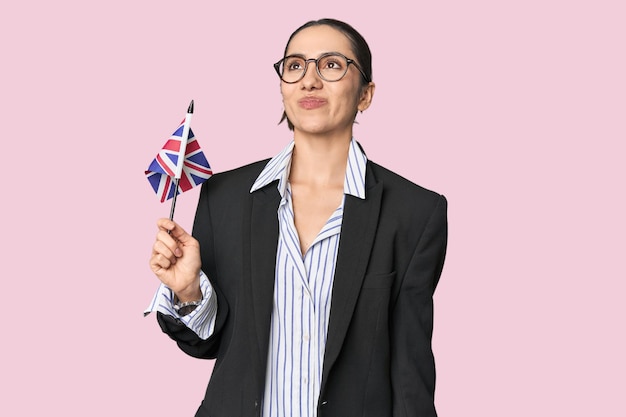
top-left (148, 18), bottom-right (447, 417)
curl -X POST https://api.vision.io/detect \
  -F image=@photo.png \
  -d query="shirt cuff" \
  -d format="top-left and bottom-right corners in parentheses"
top-left (143, 271), bottom-right (218, 340)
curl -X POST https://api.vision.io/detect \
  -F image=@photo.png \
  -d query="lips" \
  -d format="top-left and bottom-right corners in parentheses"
top-left (298, 97), bottom-right (327, 110)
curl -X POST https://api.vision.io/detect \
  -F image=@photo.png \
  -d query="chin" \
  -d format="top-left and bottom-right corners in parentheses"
top-left (293, 119), bottom-right (329, 135)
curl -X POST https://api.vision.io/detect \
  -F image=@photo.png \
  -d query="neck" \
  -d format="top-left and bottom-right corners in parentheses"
top-left (290, 133), bottom-right (351, 187)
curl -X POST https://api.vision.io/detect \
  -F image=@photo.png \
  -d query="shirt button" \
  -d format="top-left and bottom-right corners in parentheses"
top-left (303, 334), bottom-right (310, 341)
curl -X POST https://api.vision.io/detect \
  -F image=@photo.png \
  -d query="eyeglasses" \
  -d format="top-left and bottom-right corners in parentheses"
top-left (274, 52), bottom-right (370, 84)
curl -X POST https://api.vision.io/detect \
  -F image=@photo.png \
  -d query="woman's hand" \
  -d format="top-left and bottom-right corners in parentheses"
top-left (149, 218), bottom-right (202, 302)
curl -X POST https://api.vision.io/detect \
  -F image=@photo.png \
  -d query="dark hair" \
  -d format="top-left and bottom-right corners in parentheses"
top-left (279, 18), bottom-right (373, 130)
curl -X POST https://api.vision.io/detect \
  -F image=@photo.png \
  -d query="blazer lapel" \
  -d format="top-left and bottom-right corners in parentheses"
top-left (243, 182), bottom-right (280, 390)
top-left (321, 165), bottom-right (383, 386)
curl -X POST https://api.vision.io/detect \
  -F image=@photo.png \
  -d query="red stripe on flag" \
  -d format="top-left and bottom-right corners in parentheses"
top-left (163, 139), bottom-right (181, 152)
top-left (156, 154), bottom-right (176, 177)
top-left (160, 176), bottom-right (171, 202)
top-left (184, 161), bottom-right (213, 175)
top-left (185, 140), bottom-right (201, 153)
top-left (179, 173), bottom-right (192, 192)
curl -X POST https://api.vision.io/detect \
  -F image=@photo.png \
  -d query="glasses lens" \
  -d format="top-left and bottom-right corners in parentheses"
top-left (280, 56), bottom-right (306, 83)
top-left (317, 54), bottom-right (349, 82)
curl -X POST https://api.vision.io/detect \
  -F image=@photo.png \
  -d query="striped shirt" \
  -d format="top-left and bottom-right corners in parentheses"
top-left (146, 138), bottom-right (367, 417)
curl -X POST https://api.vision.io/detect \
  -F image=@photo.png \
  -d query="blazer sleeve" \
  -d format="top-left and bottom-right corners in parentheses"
top-left (156, 180), bottom-right (230, 359)
top-left (391, 194), bottom-right (448, 417)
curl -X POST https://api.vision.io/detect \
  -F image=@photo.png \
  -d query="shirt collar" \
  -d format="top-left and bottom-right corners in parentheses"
top-left (250, 138), bottom-right (368, 199)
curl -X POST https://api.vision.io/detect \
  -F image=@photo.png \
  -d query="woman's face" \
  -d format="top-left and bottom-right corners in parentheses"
top-left (281, 25), bottom-right (374, 138)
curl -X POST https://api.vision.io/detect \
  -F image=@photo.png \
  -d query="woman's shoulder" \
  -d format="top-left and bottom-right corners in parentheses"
top-left (367, 161), bottom-right (447, 230)
top-left (208, 159), bottom-right (270, 183)
top-left (367, 160), bottom-right (444, 202)
top-left (200, 158), bottom-right (271, 197)
top-left (218, 159), bottom-right (271, 177)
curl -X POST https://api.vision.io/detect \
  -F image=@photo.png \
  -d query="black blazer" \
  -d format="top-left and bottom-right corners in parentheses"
top-left (158, 158), bottom-right (448, 417)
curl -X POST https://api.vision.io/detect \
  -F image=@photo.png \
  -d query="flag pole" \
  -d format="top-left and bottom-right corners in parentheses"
top-left (168, 100), bottom-right (194, 221)
top-left (168, 178), bottom-right (180, 221)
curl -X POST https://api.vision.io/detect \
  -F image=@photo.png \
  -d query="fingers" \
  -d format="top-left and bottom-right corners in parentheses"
top-left (154, 228), bottom-right (182, 256)
top-left (156, 218), bottom-right (177, 233)
top-left (150, 252), bottom-right (172, 274)
top-left (150, 219), bottom-right (201, 285)
top-left (156, 218), bottom-right (194, 245)
top-left (152, 236), bottom-right (177, 264)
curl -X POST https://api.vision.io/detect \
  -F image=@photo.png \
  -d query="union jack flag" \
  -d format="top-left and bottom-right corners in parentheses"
top-left (145, 120), bottom-right (212, 202)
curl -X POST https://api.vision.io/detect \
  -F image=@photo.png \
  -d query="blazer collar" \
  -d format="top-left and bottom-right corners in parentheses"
top-left (250, 138), bottom-right (368, 200)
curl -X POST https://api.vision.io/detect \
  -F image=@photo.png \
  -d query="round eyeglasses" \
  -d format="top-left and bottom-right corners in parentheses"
top-left (274, 52), bottom-right (370, 84)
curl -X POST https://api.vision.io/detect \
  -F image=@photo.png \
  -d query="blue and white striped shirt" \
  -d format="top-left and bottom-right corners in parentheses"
top-left (146, 138), bottom-right (367, 417)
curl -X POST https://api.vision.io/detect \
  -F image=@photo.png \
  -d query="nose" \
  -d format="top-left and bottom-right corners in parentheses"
top-left (301, 59), bottom-right (323, 89)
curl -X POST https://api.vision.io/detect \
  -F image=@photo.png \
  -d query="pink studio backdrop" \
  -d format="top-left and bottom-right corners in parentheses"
top-left (1, 1), bottom-right (624, 415)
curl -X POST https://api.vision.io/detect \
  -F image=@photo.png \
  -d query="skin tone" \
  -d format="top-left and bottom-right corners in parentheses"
top-left (150, 24), bottom-right (375, 303)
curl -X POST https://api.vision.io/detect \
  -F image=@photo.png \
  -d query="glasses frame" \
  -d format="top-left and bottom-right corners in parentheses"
top-left (273, 52), bottom-right (371, 84)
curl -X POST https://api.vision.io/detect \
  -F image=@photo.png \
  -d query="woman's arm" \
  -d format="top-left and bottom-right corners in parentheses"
top-left (391, 195), bottom-right (448, 417)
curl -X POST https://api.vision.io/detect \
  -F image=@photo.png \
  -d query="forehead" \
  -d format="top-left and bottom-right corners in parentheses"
top-left (286, 25), bottom-right (354, 57)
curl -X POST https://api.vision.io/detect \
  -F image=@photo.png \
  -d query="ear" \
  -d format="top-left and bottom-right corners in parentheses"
top-left (357, 82), bottom-right (376, 112)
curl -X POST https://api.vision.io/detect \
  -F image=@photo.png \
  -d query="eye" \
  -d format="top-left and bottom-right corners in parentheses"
top-left (320, 55), bottom-right (345, 71)
top-left (284, 57), bottom-right (304, 72)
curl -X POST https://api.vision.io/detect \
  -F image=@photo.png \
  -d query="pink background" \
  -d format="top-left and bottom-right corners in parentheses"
top-left (2, 0), bottom-right (624, 415)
